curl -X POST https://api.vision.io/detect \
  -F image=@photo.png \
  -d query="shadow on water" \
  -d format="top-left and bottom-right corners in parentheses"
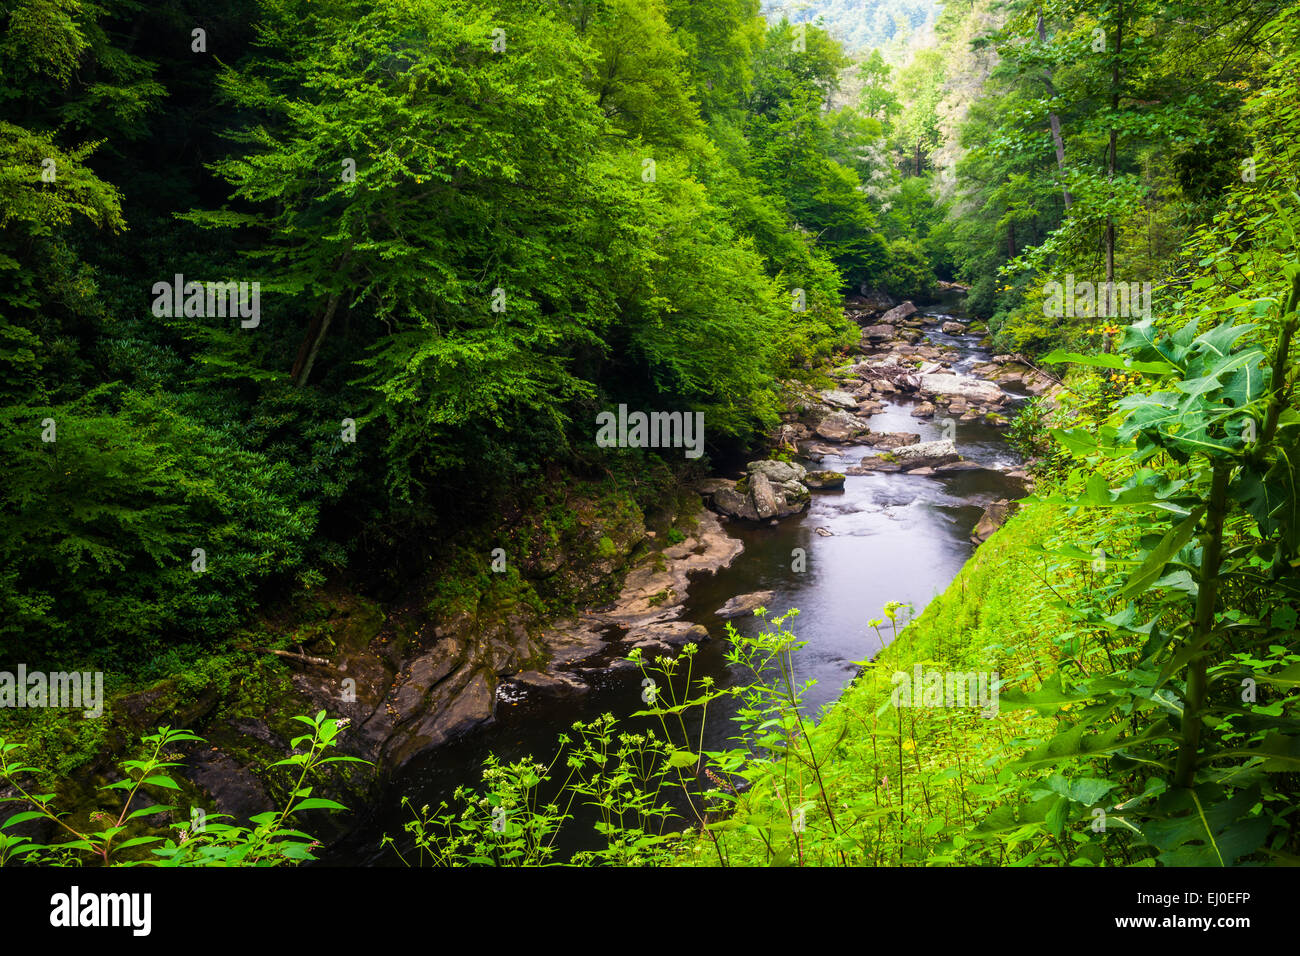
top-left (321, 296), bottom-right (1024, 865)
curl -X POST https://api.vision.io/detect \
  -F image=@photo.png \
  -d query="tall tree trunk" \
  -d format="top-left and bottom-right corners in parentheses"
top-left (1037, 7), bottom-right (1073, 210)
top-left (915, 141), bottom-right (921, 177)
top-left (1103, 0), bottom-right (1123, 352)
top-left (291, 251), bottom-right (352, 387)
top-left (1007, 221), bottom-right (1016, 260)
top-left (291, 290), bottom-right (343, 387)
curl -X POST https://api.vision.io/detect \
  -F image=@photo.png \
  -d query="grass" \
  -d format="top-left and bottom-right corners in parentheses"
top-left (674, 498), bottom-right (1080, 866)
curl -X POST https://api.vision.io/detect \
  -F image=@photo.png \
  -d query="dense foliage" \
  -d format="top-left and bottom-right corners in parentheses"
top-left (1, 0), bottom-right (905, 667)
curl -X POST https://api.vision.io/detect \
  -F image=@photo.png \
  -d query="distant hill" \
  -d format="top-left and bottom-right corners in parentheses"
top-left (762, 0), bottom-right (941, 53)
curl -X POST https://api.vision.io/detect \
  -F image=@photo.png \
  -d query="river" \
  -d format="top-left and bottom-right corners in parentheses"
top-left (322, 295), bottom-right (1024, 865)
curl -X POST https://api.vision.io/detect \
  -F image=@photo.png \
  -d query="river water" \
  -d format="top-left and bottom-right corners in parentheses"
top-left (324, 297), bottom-right (1024, 865)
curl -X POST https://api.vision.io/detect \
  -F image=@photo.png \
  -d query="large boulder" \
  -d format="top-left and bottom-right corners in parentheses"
top-left (867, 431), bottom-right (920, 450)
top-left (861, 324), bottom-right (896, 343)
top-left (815, 410), bottom-right (871, 442)
top-left (712, 486), bottom-right (759, 520)
top-left (748, 459), bottom-right (806, 485)
top-left (879, 302), bottom-right (918, 324)
top-left (919, 373), bottom-right (1005, 405)
top-left (892, 439), bottom-right (960, 468)
top-left (749, 471), bottom-right (783, 519)
top-left (820, 389), bottom-right (859, 410)
top-left (710, 464), bottom-right (811, 522)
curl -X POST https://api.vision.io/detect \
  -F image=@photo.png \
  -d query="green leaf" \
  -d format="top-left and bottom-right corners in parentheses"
top-left (1041, 349), bottom-right (1174, 375)
top-left (1119, 507), bottom-right (1204, 599)
top-left (292, 797), bottom-right (348, 812)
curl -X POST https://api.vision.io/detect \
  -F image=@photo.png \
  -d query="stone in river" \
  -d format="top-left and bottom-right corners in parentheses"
top-left (820, 389), bottom-right (859, 409)
top-left (891, 439), bottom-right (960, 469)
top-left (715, 590), bottom-right (777, 619)
top-left (804, 470), bottom-right (846, 490)
top-left (815, 410), bottom-right (871, 442)
top-left (971, 499), bottom-right (1015, 543)
top-left (879, 302), bottom-right (918, 324)
top-left (748, 459), bottom-right (807, 484)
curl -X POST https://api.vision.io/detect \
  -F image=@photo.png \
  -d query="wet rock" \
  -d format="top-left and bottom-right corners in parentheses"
top-left (748, 459), bottom-right (807, 484)
top-left (597, 508), bottom-right (743, 625)
top-left (389, 638), bottom-right (466, 717)
top-left (712, 485), bottom-right (759, 521)
top-left (815, 411), bottom-right (871, 442)
top-left (715, 590), bottom-right (776, 619)
top-left (383, 667), bottom-right (496, 766)
top-left (971, 499), bottom-right (1015, 544)
top-left (846, 459), bottom-right (901, 474)
top-left (911, 402), bottom-right (936, 418)
top-left (867, 431), bottom-right (920, 449)
top-left (934, 460), bottom-right (986, 473)
top-left (879, 302), bottom-right (918, 324)
top-left (861, 324), bottom-right (896, 343)
top-left (749, 471), bottom-right (783, 519)
top-left (505, 670), bottom-right (589, 697)
top-left (187, 749), bottom-right (272, 827)
top-left (820, 390), bottom-right (859, 410)
top-left (892, 439), bottom-right (960, 469)
top-left (629, 621), bottom-right (710, 646)
top-left (919, 373), bottom-right (1005, 405)
top-left (941, 321), bottom-right (968, 334)
top-left (804, 470), bottom-right (846, 490)
top-left (797, 441), bottom-right (840, 460)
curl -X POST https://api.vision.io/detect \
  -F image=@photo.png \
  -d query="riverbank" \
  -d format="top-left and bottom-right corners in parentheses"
top-left (672, 497), bottom-right (1073, 866)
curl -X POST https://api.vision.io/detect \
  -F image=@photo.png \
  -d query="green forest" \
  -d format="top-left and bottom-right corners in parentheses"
top-left (1, 0), bottom-right (1299, 878)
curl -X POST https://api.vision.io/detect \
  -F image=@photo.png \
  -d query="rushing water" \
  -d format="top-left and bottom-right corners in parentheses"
top-left (323, 297), bottom-right (1024, 865)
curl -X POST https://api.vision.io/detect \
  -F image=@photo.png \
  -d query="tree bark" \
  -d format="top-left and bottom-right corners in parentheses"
top-left (290, 251), bottom-right (352, 387)
top-left (291, 290), bottom-right (343, 387)
top-left (1103, 0), bottom-right (1123, 352)
top-left (1037, 7), bottom-right (1073, 210)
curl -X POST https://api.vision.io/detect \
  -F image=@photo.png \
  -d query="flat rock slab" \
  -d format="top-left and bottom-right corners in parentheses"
top-left (867, 431), bottom-right (920, 449)
top-left (820, 390), bottom-right (859, 409)
top-left (846, 459), bottom-right (902, 474)
top-left (628, 621), bottom-right (710, 646)
top-left (919, 373), bottom-right (1005, 405)
top-left (715, 590), bottom-right (776, 620)
top-left (505, 669), bottom-right (589, 697)
top-left (892, 438), bottom-right (961, 468)
top-left (934, 460), bottom-right (987, 473)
